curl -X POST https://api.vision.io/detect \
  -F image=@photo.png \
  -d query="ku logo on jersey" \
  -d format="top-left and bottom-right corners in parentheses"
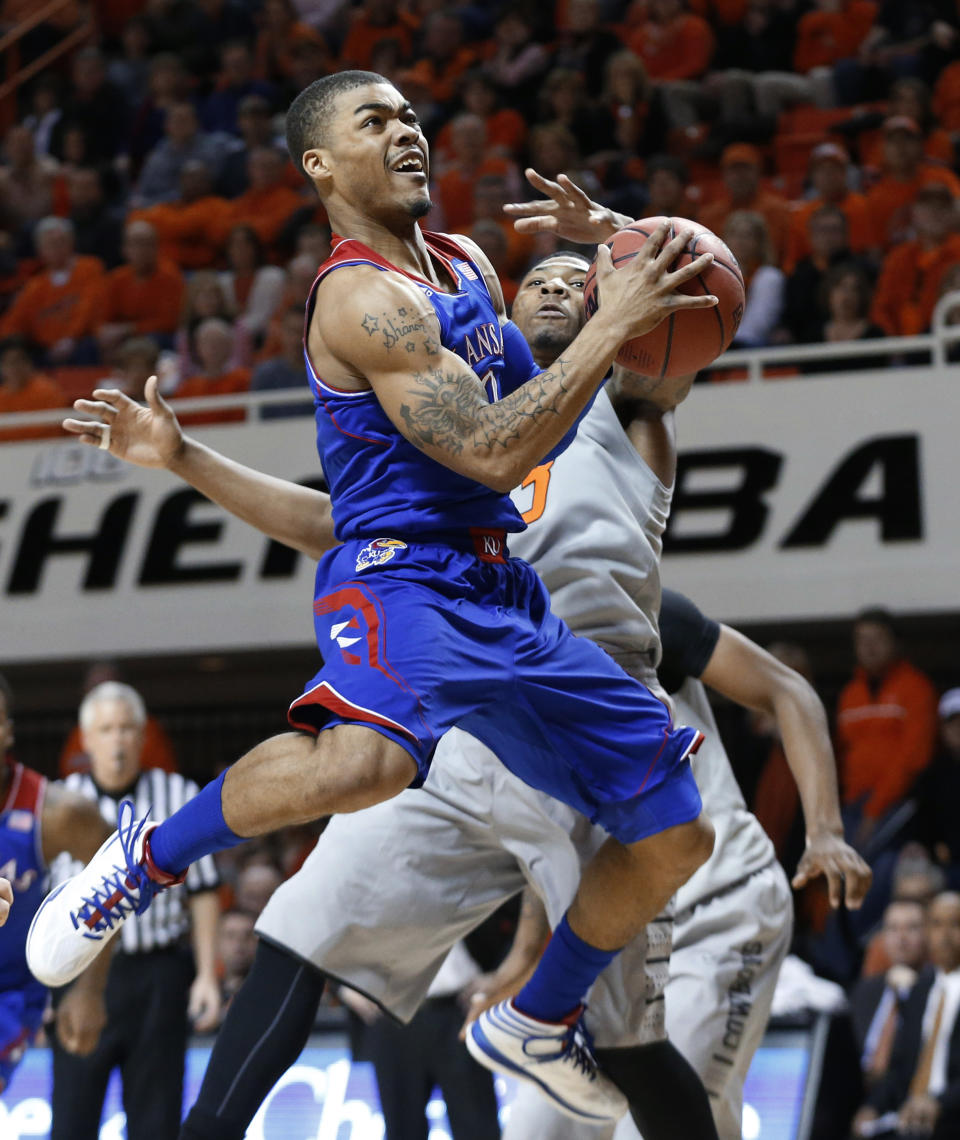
top-left (355, 538), bottom-right (407, 572)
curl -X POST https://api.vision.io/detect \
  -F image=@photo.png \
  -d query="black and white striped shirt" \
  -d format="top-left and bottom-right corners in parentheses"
top-left (51, 768), bottom-right (220, 956)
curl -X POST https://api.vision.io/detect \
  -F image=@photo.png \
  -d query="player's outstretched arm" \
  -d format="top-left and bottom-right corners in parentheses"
top-left (64, 379), bottom-right (336, 562)
top-left (700, 627), bottom-right (873, 909)
top-left (319, 233), bottom-right (716, 493)
top-left (505, 169), bottom-right (635, 244)
top-left (0, 876), bottom-right (11, 926)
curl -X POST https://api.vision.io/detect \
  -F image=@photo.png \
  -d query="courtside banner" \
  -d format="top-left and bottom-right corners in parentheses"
top-left (0, 366), bottom-right (955, 662)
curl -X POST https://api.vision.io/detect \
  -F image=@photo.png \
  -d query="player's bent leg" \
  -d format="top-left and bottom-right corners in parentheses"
top-left (179, 939), bottom-right (326, 1140)
top-left (27, 726), bottom-right (416, 987)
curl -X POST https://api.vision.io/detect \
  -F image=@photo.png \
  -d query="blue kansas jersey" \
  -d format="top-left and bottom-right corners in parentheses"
top-left (303, 231), bottom-right (541, 541)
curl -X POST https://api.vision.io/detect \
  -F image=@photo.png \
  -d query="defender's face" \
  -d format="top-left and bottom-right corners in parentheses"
top-left (320, 83), bottom-right (430, 219)
top-left (512, 259), bottom-right (588, 353)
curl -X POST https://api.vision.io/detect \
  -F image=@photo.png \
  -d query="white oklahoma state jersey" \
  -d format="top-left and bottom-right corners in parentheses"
top-left (509, 389), bottom-right (669, 683)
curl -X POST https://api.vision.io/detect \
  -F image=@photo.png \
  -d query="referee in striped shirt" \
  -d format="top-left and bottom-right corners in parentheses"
top-left (49, 681), bottom-right (221, 1140)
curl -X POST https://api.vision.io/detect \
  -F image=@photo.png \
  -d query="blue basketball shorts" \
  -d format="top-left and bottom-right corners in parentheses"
top-left (289, 532), bottom-right (703, 845)
top-left (0, 982), bottom-right (46, 1091)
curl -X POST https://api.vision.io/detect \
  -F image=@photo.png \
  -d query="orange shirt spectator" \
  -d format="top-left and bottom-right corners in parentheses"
top-left (793, 0), bottom-right (876, 74)
top-left (871, 180), bottom-right (960, 336)
top-left (837, 610), bottom-right (938, 822)
top-left (175, 318), bottom-right (251, 425)
top-left (865, 117), bottom-right (960, 249)
top-left (0, 218), bottom-right (103, 354)
top-left (214, 149), bottom-right (305, 253)
top-left (94, 222), bottom-right (184, 355)
top-left (341, 0), bottom-right (416, 69)
top-left (0, 338), bottom-right (65, 442)
top-left (934, 61), bottom-right (960, 133)
top-left (627, 0), bottom-right (715, 81)
top-left (415, 11), bottom-right (477, 103)
top-left (129, 163), bottom-right (228, 271)
top-left (785, 144), bottom-right (874, 272)
top-left (254, 0), bottom-right (330, 81)
top-left (699, 144), bottom-right (791, 264)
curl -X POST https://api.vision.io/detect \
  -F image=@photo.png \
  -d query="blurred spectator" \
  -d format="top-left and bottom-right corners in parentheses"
top-left (527, 122), bottom-right (581, 183)
top-left (933, 60), bottom-right (960, 135)
top-left (140, 0), bottom-right (208, 64)
top-left (220, 147), bottom-right (306, 255)
top-left (437, 115), bottom-right (518, 232)
top-left (472, 173), bottom-right (534, 278)
top-left (257, 253), bottom-right (317, 359)
top-left (784, 143), bottom-right (874, 274)
top-left (853, 892), bottom-right (960, 1140)
top-left (482, 8), bottom-right (550, 114)
top-left (174, 318), bottom-right (251, 423)
top-left (646, 155), bottom-right (694, 219)
top-left (233, 860), bottom-right (283, 918)
top-left (871, 183), bottom-right (960, 336)
top-left (177, 271), bottom-right (251, 379)
top-left (293, 221), bottom-right (330, 265)
top-left (217, 909), bottom-right (257, 1011)
top-left (537, 68), bottom-right (615, 158)
top-left (783, 206), bottom-right (858, 343)
top-left (100, 336), bottom-right (162, 403)
top-left (202, 40), bottom-right (277, 136)
top-left (443, 70), bottom-right (526, 161)
top-left (250, 305), bottom-right (311, 419)
top-left (0, 125), bottom-right (56, 235)
top-left (601, 51), bottom-right (670, 163)
top-left (94, 220), bottom-right (185, 357)
top-left (22, 75), bottom-right (63, 159)
top-left (415, 10), bottom-right (478, 104)
top-left (192, 0), bottom-right (257, 75)
top-left (916, 692), bottom-right (960, 876)
top-left (255, 0), bottom-right (331, 84)
top-left (341, 0), bottom-right (416, 70)
top-left (793, 0), bottom-right (877, 76)
top-left (895, 852), bottom-right (950, 909)
top-left (852, 899), bottom-right (929, 1090)
top-left (724, 210), bottom-right (785, 347)
top-left (865, 116), bottom-right (960, 250)
top-left (215, 95), bottom-right (278, 199)
top-left (67, 167), bottom-right (125, 269)
top-left (552, 0), bottom-right (623, 98)
top-left (0, 217), bottom-right (103, 364)
top-left (127, 54), bottom-right (193, 171)
top-left (837, 608), bottom-right (938, 852)
top-left (470, 218), bottom-right (517, 305)
top-left (863, 78), bottom-right (956, 172)
top-left (699, 144), bottom-right (791, 265)
top-left (804, 262), bottom-right (886, 369)
top-left (106, 15), bottom-right (153, 106)
top-left (56, 47), bottom-right (127, 163)
top-left (219, 224), bottom-right (287, 340)
top-left (130, 161), bottom-right (226, 271)
top-left (627, 0), bottom-right (716, 98)
top-left (0, 336), bottom-right (65, 443)
top-left (60, 660), bottom-right (178, 777)
top-left (133, 102), bottom-right (231, 209)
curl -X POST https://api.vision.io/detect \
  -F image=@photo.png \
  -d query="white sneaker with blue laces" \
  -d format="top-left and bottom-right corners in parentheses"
top-left (466, 999), bottom-right (628, 1123)
top-left (26, 800), bottom-right (182, 987)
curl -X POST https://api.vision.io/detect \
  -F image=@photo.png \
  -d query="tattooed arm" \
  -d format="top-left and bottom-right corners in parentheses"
top-left (315, 226), bottom-right (717, 493)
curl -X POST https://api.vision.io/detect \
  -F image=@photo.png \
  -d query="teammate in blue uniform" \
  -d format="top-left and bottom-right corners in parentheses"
top-left (42, 71), bottom-right (720, 1121)
top-left (0, 675), bottom-right (112, 1092)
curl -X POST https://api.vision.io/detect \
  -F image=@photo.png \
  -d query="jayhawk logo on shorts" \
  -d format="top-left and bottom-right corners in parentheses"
top-left (355, 538), bottom-right (407, 572)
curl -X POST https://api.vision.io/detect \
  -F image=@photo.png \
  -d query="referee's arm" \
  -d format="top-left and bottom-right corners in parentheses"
top-left (188, 889), bottom-right (221, 1032)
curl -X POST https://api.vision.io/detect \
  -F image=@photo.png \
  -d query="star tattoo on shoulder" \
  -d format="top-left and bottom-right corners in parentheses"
top-left (405, 341), bottom-right (416, 352)
top-left (361, 313), bottom-right (379, 336)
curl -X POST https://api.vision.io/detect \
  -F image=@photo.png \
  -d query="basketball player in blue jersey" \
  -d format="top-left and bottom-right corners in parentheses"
top-left (0, 675), bottom-right (113, 1092)
top-left (33, 71), bottom-right (721, 1122)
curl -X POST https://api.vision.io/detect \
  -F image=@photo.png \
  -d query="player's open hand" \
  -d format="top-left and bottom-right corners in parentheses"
top-left (792, 832), bottom-right (872, 909)
top-left (63, 376), bottom-right (185, 469)
top-left (0, 877), bottom-right (11, 926)
top-left (188, 971), bottom-right (222, 1033)
top-left (505, 169), bottom-right (627, 244)
top-left (594, 224), bottom-right (718, 341)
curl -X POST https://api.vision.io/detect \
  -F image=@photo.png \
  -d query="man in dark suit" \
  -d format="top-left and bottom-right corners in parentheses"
top-left (851, 899), bottom-right (928, 1088)
top-left (853, 893), bottom-right (960, 1138)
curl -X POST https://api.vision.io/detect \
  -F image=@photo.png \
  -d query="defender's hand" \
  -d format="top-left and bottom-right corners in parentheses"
top-left (792, 833), bottom-right (873, 909)
top-left (63, 376), bottom-right (185, 469)
top-left (593, 224), bottom-right (718, 341)
top-left (505, 169), bottom-right (629, 244)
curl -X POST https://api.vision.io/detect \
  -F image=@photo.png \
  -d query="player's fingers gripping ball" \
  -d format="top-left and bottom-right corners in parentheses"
top-left (584, 217), bottom-right (746, 378)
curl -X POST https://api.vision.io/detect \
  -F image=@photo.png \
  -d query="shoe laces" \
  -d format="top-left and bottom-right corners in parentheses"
top-left (561, 1017), bottom-right (599, 1083)
top-left (74, 800), bottom-right (156, 937)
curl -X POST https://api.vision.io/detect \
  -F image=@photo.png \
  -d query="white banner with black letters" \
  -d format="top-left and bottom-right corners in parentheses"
top-left (0, 366), bottom-right (956, 662)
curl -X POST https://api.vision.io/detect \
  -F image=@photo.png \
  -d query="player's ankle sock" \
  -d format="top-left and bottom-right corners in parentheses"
top-left (147, 771), bottom-right (246, 875)
top-left (513, 913), bottom-right (619, 1023)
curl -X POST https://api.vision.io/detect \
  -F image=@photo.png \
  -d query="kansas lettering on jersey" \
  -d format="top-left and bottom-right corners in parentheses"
top-left (0, 761), bottom-right (47, 992)
top-left (304, 232), bottom-right (537, 542)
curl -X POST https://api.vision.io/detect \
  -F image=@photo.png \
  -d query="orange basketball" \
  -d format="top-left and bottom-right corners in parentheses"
top-left (583, 217), bottom-right (745, 378)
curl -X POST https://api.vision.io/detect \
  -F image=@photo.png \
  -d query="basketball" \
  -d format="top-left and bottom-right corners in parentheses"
top-left (583, 217), bottom-right (746, 378)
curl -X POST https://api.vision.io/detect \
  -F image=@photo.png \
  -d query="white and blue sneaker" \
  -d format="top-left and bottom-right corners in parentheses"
top-left (466, 999), bottom-right (628, 1123)
top-left (26, 800), bottom-right (182, 987)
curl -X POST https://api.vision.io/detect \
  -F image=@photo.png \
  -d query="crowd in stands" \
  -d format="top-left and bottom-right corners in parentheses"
top-left (1, 0), bottom-right (960, 427)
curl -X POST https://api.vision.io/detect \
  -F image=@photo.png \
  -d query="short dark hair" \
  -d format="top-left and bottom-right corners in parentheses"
top-left (528, 251), bottom-right (591, 274)
top-left (286, 71), bottom-right (388, 171)
top-left (855, 606), bottom-right (899, 637)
